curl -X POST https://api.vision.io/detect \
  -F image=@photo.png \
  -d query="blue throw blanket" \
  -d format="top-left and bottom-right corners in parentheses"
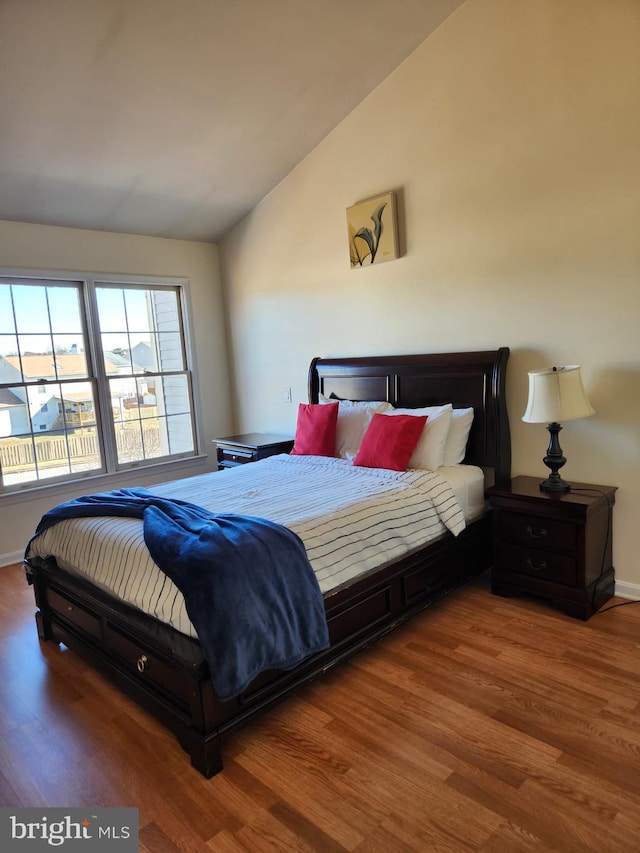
top-left (28, 488), bottom-right (330, 700)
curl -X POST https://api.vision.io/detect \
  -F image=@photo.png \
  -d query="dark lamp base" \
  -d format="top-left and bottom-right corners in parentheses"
top-left (540, 474), bottom-right (571, 493)
top-left (540, 421), bottom-right (571, 494)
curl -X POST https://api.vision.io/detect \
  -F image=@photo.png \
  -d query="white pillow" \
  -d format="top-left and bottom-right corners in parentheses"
top-left (443, 407), bottom-right (475, 466)
top-left (320, 395), bottom-right (393, 459)
top-left (384, 404), bottom-right (453, 470)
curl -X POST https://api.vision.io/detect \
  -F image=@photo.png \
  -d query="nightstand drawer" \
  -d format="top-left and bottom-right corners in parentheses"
top-left (496, 541), bottom-right (577, 586)
top-left (218, 447), bottom-right (255, 466)
top-left (499, 510), bottom-right (577, 553)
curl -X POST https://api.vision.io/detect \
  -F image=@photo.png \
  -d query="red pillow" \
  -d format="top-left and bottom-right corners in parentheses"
top-left (290, 402), bottom-right (339, 457)
top-left (353, 413), bottom-right (428, 471)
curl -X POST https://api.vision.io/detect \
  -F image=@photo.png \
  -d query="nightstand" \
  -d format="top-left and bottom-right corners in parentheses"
top-left (486, 475), bottom-right (617, 620)
top-left (214, 432), bottom-right (294, 471)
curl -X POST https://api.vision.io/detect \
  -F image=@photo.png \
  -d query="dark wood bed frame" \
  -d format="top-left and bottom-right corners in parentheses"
top-left (25, 348), bottom-right (510, 777)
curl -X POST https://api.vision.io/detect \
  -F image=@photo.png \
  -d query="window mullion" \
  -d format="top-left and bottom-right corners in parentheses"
top-left (84, 279), bottom-right (117, 473)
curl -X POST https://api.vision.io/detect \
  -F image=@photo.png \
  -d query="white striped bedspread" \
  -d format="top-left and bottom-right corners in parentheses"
top-left (28, 454), bottom-right (474, 640)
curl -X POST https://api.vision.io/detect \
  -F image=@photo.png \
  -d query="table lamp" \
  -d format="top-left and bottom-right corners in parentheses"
top-left (522, 365), bottom-right (595, 493)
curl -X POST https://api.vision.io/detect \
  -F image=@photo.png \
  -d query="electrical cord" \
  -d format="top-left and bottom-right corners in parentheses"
top-left (598, 599), bottom-right (640, 612)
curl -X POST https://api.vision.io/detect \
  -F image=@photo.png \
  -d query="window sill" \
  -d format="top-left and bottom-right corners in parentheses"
top-left (0, 454), bottom-right (211, 508)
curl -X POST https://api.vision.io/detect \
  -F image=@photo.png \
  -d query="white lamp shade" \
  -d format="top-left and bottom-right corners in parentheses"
top-left (522, 365), bottom-right (595, 423)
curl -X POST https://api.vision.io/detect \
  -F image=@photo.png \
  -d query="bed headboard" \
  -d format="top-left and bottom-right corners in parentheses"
top-left (308, 348), bottom-right (511, 485)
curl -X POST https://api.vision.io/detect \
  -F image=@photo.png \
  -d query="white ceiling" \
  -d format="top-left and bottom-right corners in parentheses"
top-left (0, 0), bottom-right (465, 243)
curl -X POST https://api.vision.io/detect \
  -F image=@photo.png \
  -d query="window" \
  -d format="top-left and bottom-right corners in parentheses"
top-left (0, 272), bottom-right (197, 492)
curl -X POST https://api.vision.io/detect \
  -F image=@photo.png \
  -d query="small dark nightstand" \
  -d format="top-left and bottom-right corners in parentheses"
top-left (486, 475), bottom-right (617, 620)
top-left (214, 432), bottom-right (294, 471)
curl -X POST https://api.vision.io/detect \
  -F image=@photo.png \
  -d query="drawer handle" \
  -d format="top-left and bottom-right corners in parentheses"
top-left (526, 525), bottom-right (547, 539)
top-left (526, 558), bottom-right (548, 573)
top-left (136, 654), bottom-right (149, 673)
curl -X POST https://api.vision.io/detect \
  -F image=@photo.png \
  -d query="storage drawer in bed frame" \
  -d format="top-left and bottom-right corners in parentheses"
top-left (34, 569), bottom-right (209, 719)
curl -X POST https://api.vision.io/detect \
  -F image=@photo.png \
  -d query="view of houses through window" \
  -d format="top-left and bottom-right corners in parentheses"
top-left (0, 275), bottom-right (196, 491)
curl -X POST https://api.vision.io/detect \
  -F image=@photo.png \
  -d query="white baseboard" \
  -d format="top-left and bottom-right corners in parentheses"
top-left (0, 549), bottom-right (23, 568)
top-left (614, 580), bottom-right (640, 601)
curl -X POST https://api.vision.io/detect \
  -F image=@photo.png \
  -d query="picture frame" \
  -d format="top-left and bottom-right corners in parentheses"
top-left (347, 191), bottom-right (399, 268)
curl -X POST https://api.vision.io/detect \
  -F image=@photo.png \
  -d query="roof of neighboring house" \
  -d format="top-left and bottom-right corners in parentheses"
top-left (103, 350), bottom-right (131, 368)
top-left (0, 387), bottom-right (23, 407)
top-left (1, 353), bottom-right (121, 379)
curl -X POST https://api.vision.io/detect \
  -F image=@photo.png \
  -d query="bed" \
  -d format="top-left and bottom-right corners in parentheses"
top-left (25, 348), bottom-right (510, 777)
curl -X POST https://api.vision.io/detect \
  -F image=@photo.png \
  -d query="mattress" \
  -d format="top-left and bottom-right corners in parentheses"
top-left (438, 464), bottom-right (486, 523)
top-left (27, 454), bottom-right (485, 639)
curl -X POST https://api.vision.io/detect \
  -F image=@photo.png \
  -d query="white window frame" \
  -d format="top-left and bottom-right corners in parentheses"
top-left (0, 268), bottom-right (201, 495)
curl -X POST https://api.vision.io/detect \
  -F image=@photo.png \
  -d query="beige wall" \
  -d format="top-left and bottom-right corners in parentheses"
top-left (0, 220), bottom-right (231, 563)
top-left (220, 0), bottom-right (640, 593)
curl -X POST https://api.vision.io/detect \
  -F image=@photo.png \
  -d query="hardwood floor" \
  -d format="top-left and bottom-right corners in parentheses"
top-left (1, 561), bottom-right (640, 851)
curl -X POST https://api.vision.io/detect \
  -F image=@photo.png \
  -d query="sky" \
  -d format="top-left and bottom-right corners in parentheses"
top-left (0, 283), bottom-right (162, 359)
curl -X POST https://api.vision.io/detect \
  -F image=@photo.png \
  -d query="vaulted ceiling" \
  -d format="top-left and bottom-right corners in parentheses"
top-left (0, 0), bottom-right (465, 242)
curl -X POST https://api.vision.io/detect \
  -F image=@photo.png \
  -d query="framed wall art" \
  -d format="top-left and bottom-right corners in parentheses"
top-left (347, 191), bottom-right (399, 268)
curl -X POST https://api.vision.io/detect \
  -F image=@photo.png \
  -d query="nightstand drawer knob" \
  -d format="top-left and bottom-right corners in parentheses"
top-left (526, 525), bottom-right (547, 539)
top-left (526, 558), bottom-right (548, 573)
